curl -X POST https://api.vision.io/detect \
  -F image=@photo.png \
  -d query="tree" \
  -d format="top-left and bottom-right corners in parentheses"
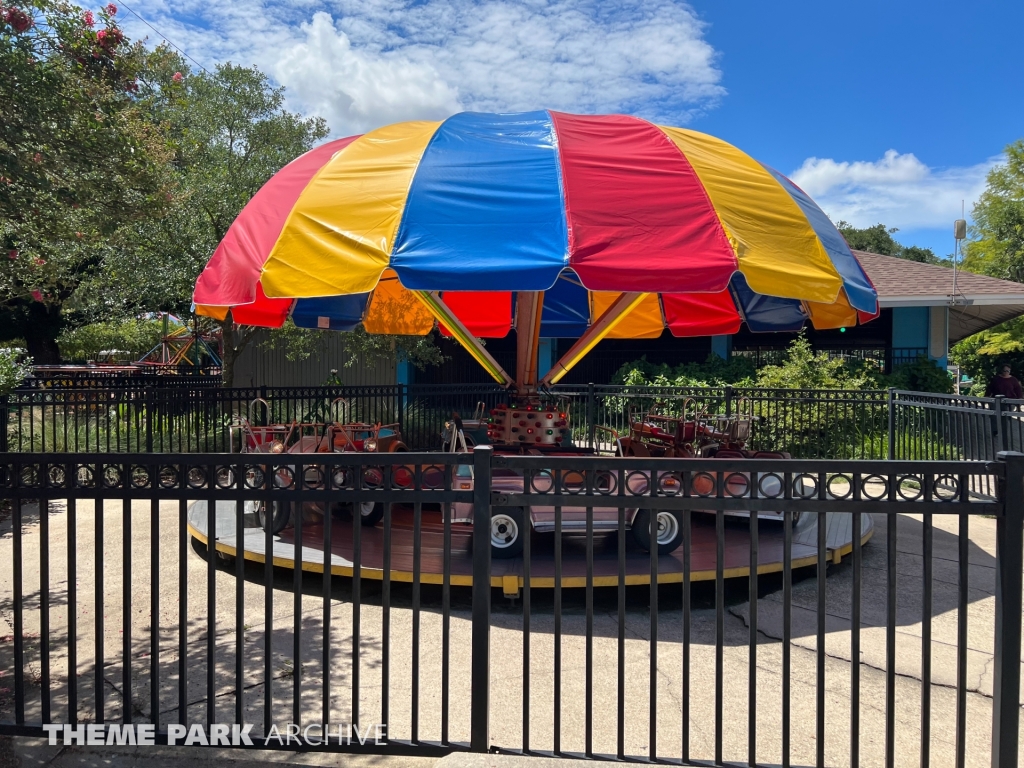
top-left (90, 57), bottom-right (329, 385)
top-left (947, 139), bottom-right (1024, 383)
top-left (961, 139), bottom-right (1024, 282)
top-left (0, 0), bottom-right (174, 362)
top-left (261, 320), bottom-right (446, 370)
top-left (835, 222), bottom-right (947, 265)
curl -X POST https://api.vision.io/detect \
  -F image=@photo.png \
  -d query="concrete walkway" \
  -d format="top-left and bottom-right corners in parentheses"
top-left (1, 500), bottom-right (1021, 767)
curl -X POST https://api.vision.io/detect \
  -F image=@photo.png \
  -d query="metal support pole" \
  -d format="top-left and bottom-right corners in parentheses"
top-left (586, 382), bottom-right (596, 451)
top-left (992, 450), bottom-right (1024, 768)
top-left (470, 445), bottom-right (493, 752)
top-left (724, 385), bottom-right (734, 418)
top-left (994, 396), bottom-right (1006, 456)
top-left (0, 394), bottom-right (8, 453)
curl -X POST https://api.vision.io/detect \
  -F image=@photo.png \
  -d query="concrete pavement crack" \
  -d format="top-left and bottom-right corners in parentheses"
top-left (725, 604), bottom-right (1023, 706)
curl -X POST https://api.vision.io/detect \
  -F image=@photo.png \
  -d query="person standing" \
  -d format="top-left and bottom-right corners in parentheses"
top-left (986, 364), bottom-right (1024, 399)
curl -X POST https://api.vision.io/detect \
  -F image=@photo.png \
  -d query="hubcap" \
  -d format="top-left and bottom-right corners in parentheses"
top-left (655, 511), bottom-right (679, 545)
top-left (490, 514), bottom-right (519, 548)
top-left (359, 501), bottom-right (376, 517)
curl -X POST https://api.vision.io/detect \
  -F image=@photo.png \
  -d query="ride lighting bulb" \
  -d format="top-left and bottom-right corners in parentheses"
top-left (559, 413), bottom-right (566, 419)
top-left (527, 428), bottom-right (533, 434)
top-left (546, 429), bottom-right (553, 435)
top-left (519, 420), bottom-right (526, 426)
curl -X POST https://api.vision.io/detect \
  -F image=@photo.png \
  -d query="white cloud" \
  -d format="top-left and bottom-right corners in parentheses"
top-left (790, 149), bottom-right (997, 230)
top-left (115, 0), bottom-right (724, 136)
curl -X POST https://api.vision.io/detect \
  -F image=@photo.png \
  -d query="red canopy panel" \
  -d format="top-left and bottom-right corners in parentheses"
top-left (663, 291), bottom-right (742, 337)
top-left (550, 111), bottom-right (737, 293)
top-left (230, 283), bottom-right (294, 327)
top-left (439, 291), bottom-right (513, 338)
top-left (193, 136), bottom-right (360, 307)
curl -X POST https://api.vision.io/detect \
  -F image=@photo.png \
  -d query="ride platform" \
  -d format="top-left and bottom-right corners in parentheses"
top-left (187, 502), bottom-right (874, 597)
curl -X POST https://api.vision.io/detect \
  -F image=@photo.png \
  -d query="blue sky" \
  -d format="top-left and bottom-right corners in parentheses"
top-left (115, 0), bottom-right (1023, 258)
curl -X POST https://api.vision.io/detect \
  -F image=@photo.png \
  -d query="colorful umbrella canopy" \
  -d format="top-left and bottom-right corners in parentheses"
top-left (193, 110), bottom-right (878, 343)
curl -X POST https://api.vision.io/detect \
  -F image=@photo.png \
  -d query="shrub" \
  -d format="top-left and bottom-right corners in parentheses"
top-left (0, 348), bottom-right (33, 395)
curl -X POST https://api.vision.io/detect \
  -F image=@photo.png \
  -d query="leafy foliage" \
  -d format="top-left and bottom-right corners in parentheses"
top-left (612, 354), bottom-right (755, 388)
top-left (79, 55), bottom-right (331, 383)
top-left (0, 347), bottom-right (32, 395)
top-left (613, 332), bottom-right (952, 393)
top-left (56, 318), bottom-right (163, 361)
top-left (961, 140), bottom-right (1024, 282)
top-left (0, 1), bottom-right (174, 361)
top-left (949, 316), bottom-right (1024, 394)
top-left (835, 222), bottom-right (949, 265)
top-left (947, 139), bottom-right (1024, 388)
top-left (260, 320), bottom-right (447, 370)
top-left (754, 334), bottom-right (877, 389)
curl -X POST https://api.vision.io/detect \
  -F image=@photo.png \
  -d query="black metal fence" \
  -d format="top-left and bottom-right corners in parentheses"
top-left (733, 346), bottom-right (928, 373)
top-left (2, 383), bottom-right (891, 459)
top-left (889, 390), bottom-right (1024, 500)
top-left (1, 448), bottom-right (1022, 766)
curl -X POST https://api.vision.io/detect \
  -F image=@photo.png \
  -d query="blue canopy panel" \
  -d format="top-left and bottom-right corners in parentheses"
top-left (730, 273), bottom-right (808, 332)
top-left (391, 110), bottom-right (569, 291)
top-left (540, 272), bottom-right (590, 337)
top-left (291, 294), bottom-right (369, 331)
top-left (761, 165), bottom-right (877, 314)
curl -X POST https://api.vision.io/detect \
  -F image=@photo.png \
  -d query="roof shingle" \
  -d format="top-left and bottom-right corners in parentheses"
top-left (854, 250), bottom-right (1024, 300)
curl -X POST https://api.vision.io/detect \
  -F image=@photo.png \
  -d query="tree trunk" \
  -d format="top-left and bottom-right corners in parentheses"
top-left (24, 333), bottom-right (61, 365)
top-left (218, 319), bottom-right (256, 388)
top-left (20, 302), bottom-right (64, 365)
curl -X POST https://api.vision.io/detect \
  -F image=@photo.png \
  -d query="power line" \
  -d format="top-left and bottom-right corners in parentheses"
top-left (117, 1), bottom-right (212, 76)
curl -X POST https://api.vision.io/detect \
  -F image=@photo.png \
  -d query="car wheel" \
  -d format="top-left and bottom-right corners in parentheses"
top-left (353, 500), bottom-right (385, 527)
top-left (631, 509), bottom-right (684, 555)
top-left (254, 500), bottom-right (293, 535)
top-left (489, 507), bottom-right (525, 559)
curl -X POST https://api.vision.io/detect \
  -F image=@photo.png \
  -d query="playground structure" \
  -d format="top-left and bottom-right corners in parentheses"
top-left (136, 315), bottom-right (222, 371)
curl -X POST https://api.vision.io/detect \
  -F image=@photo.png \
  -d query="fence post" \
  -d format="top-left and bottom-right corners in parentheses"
top-left (470, 444), bottom-right (493, 753)
top-left (0, 393), bottom-right (8, 453)
top-left (144, 388), bottom-right (154, 454)
top-left (887, 388), bottom-right (895, 461)
top-left (992, 450), bottom-right (1024, 768)
top-left (724, 385), bottom-right (734, 417)
top-left (994, 396), bottom-right (1006, 456)
top-left (586, 382), bottom-right (596, 450)
top-left (397, 383), bottom-right (405, 436)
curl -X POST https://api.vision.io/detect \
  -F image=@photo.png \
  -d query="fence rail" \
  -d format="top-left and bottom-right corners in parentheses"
top-left (1, 448), bottom-right (1022, 766)
top-left (2, 383), bottom-right (891, 459)
top-left (889, 389), bottom-right (1024, 500)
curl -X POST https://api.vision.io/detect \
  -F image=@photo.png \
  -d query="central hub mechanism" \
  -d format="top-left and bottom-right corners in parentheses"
top-left (486, 399), bottom-right (570, 447)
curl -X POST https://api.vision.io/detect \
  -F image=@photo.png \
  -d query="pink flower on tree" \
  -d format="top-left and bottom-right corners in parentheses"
top-left (34, 258), bottom-right (45, 266)
top-left (4, 7), bottom-right (34, 33)
top-left (31, 290), bottom-right (43, 302)
top-left (105, 3), bottom-right (117, 16)
top-left (172, 71), bottom-right (183, 83)
top-left (82, 9), bottom-right (94, 27)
